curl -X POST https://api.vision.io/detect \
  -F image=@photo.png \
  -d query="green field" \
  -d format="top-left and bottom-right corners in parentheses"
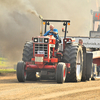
top-left (0, 69), bottom-right (16, 73)
top-left (0, 57), bottom-right (10, 67)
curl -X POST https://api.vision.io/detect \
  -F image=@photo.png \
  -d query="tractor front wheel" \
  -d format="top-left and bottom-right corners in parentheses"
top-left (56, 62), bottom-right (66, 83)
top-left (17, 61), bottom-right (26, 82)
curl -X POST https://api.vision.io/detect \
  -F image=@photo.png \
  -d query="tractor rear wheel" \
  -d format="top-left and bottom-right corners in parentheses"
top-left (56, 62), bottom-right (66, 83)
top-left (22, 41), bottom-right (33, 62)
top-left (17, 61), bottom-right (26, 82)
top-left (63, 44), bottom-right (83, 82)
top-left (22, 42), bottom-right (36, 81)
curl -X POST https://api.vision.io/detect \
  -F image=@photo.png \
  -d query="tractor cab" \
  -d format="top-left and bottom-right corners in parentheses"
top-left (42, 19), bottom-right (70, 39)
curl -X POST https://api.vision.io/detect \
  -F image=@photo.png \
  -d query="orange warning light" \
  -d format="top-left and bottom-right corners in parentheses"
top-left (43, 22), bottom-right (45, 25)
top-left (68, 23), bottom-right (70, 25)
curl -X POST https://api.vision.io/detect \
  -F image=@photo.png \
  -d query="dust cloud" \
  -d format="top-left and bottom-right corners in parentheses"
top-left (0, 0), bottom-right (40, 64)
top-left (0, 0), bottom-right (98, 64)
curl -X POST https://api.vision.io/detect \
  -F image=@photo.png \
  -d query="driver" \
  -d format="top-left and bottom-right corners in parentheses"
top-left (44, 24), bottom-right (59, 40)
top-left (44, 24), bottom-right (59, 50)
top-left (78, 39), bottom-right (86, 53)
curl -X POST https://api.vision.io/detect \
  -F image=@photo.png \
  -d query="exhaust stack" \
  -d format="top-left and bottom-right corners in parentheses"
top-left (39, 15), bottom-right (43, 36)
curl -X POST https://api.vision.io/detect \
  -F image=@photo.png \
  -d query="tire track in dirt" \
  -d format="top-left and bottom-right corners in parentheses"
top-left (29, 86), bottom-right (100, 100)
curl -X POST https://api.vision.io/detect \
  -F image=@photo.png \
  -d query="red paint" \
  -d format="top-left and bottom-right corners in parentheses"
top-left (44, 58), bottom-right (50, 62)
top-left (26, 64), bottom-right (38, 69)
top-left (25, 62), bottom-right (33, 65)
top-left (31, 58), bottom-right (34, 61)
top-left (93, 58), bottom-right (100, 66)
top-left (35, 54), bottom-right (44, 57)
top-left (66, 63), bottom-right (70, 68)
top-left (63, 69), bottom-right (65, 77)
top-left (51, 58), bottom-right (58, 63)
top-left (37, 64), bottom-right (44, 68)
top-left (49, 35), bottom-right (56, 44)
top-left (35, 62), bottom-right (43, 64)
top-left (26, 64), bottom-right (56, 69)
top-left (44, 65), bottom-right (56, 69)
top-left (95, 13), bottom-right (100, 20)
top-left (56, 52), bottom-right (62, 55)
top-left (62, 28), bottom-right (65, 32)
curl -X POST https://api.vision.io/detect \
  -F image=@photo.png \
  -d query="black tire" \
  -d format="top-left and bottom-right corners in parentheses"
top-left (85, 53), bottom-right (93, 81)
top-left (22, 42), bottom-right (37, 81)
top-left (63, 44), bottom-right (83, 82)
top-left (91, 63), bottom-right (94, 80)
top-left (56, 62), bottom-right (66, 83)
top-left (81, 53), bottom-right (87, 81)
top-left (22, 42), bottom-right (33, 62)
top-left (17, 61), bottom-right (26, 82)
top-left (26, 70), bottom-right (37, 81)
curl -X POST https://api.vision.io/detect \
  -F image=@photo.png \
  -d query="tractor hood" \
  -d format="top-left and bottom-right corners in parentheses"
top-left (32, 35), bottom-right (56, 44)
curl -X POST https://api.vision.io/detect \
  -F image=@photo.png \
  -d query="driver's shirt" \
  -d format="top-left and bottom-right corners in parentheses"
top-left (43, 29), bottom-right (59, 40)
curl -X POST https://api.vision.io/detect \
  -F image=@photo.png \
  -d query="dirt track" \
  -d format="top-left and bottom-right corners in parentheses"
top-left (0, 74), bottom-right (100, 100)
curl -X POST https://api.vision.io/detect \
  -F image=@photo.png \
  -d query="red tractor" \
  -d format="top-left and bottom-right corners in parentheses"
top-left (17, 17), bottom-right (83, 83)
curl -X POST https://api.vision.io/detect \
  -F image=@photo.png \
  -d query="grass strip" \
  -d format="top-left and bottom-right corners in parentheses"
top-left (0, 69), bottom-right (16, 73)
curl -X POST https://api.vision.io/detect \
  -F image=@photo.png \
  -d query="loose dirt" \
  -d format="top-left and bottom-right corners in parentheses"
top-left (0, 74), bottom-right (100, 100)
